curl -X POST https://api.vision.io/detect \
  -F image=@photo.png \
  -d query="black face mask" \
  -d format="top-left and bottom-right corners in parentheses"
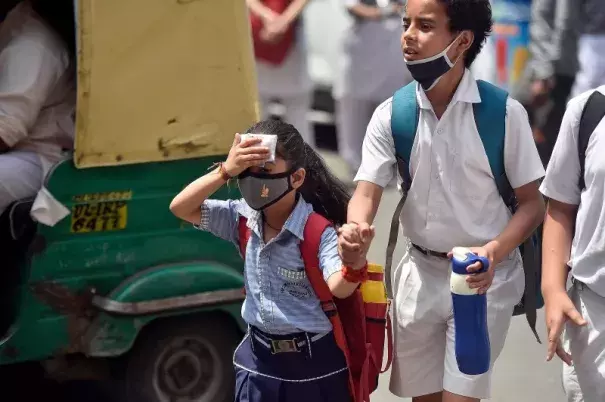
top-left (237, 168), bottom-right (296, 211)
top-left (404, 34), bottom-right (462, 91)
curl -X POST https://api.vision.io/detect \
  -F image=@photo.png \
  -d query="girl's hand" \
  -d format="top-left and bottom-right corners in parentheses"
top-left (338, 222), bottom-right (375, 269)
top-left (223, 134), bottom-right (270, 177)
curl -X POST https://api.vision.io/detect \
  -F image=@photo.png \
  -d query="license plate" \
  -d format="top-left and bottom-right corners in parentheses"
top-left (70, 201), bottom-right (128, 233)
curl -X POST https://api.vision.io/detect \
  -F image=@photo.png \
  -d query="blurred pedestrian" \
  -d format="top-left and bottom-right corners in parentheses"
top-left (570, 0), bottom-right (605, 97)
top-left (512, 0), bottom-right (579, 167)
top-left (334, 0), bottom-right (412, 177)
top-left (247, 0), bottom-right (315, 147)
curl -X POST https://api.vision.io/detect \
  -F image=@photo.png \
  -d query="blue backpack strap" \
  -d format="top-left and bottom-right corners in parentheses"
top-left (391, 81), bottom-right (419, 167)
top-left (473, 80), bottom-right (512, 205)
top-left (385, 81), bottom-right (418, 298)
top-left (473, 80), bottom-right (542, 343)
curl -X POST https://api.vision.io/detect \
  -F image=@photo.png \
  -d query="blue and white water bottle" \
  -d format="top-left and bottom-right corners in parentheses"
top-left (450, 247), bottom-right (491, 375)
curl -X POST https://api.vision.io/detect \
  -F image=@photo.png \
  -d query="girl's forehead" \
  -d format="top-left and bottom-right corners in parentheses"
top-left (270, 157), bottom-right (289, 169)
top-left (249, 157), bottom-right (288, 173)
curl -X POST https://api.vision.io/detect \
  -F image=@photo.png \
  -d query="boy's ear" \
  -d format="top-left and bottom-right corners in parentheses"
top-left (457, 30), bottom-right (474, 55)
top-left (291, 168), bottom-right (306, 189)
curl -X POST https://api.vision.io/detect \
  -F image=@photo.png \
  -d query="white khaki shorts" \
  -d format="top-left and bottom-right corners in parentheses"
top-left (566, 281), bottom-right (605, 402)
top-left (389, 245), bottom-right (524, 399)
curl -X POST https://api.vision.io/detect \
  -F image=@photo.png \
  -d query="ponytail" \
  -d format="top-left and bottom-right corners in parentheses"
top-left (299, 143), bottom-right (350, 226)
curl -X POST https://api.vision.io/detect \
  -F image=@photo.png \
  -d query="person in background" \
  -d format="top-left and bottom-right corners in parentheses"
top-left (0, 0), bottom-right (76, 216)
top-left (247, 0), bottom-right (315, 148)
top-left (514, 0), bottom-right (579, 167)
top-left (540, 85), bottom-right (605, 402)
top-left (570, 1), bottom-right (605, 97)
top-left (334, 0), bottom-right (412, 178)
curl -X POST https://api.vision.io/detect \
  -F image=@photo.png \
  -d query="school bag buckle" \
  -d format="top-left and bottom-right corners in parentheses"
top-left (271, 339), bottom-right (299, 354)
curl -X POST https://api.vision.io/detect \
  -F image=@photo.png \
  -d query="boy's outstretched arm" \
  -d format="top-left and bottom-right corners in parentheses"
top-left (338, 181), bottom-right (383, 266)
top-left (542, 198), bottom-right (586, 363)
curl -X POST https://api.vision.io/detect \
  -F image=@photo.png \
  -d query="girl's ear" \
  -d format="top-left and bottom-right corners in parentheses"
top-left (291, 168), bottom-right (306, 190)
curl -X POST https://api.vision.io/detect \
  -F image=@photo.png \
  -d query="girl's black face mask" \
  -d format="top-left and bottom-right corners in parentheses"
top-left (237, 168), bottom-right (296, 211)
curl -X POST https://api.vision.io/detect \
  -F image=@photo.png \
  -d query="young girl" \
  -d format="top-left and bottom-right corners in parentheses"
top-left (169, 120), bottom-right (371, 402)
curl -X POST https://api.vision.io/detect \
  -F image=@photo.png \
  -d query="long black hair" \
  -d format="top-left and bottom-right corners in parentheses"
top-left (245, 119), bottom-right (351, 226)
top-left (30, 0), bottom-right (76, 57)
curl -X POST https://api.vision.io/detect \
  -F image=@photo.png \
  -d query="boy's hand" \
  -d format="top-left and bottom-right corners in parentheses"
top-left (223, 134), bottom-right (270, 177)
top-left (338, 222), bottom-right (375, 269)
top-left (448, 246), bottom-right (495, 295)
top-left (544, 290), bottom-right (587, 364)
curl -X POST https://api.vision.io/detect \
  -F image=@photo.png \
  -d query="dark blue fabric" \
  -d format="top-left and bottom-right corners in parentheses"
top-left (234, 329), bottom-right (351, 402)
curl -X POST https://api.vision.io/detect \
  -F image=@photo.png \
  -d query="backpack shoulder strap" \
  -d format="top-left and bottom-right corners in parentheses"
top-left (391, 81), bottom-right (419, 165)
top-left (385, 81), bottom-right (419, 298)
top-left (474, 81), bottom-right (544, 343)
top-left (301, 213), bottom-right (358, 399)
top-left (578, 90), bottom-right (605, 191)
top-left (473, 80), bottom-right (511, 203)
top-left (237, 216), bottom-right (251, 259)
top-left (300, 212), bottom-right (333, 303)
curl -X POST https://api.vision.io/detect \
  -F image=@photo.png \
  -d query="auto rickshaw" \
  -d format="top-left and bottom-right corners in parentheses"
top-left (0, 0), bottom-right (258, 401)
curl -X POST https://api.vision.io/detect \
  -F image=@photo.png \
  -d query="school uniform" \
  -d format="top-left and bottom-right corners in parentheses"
top-left (256, 20), bottom-right (315, 148)
top-left (334, 0), bottom-right (412, 173)
top-left (195, 196), bottom-right (351, 402)
top-left (540, 86), bottom-right (605, 402)
top-left (355, 69), bottom-right (545, 399)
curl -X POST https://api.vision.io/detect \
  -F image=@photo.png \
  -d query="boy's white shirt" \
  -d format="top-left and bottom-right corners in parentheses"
top-left (540, 86), bottom-right (605, 298)
top-left (355, 69), bottom-right (545, 255)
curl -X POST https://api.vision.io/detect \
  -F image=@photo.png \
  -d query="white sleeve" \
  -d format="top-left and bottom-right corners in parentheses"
top-left (0, 37), bottom-right (67, 146)
top-left (343, 0), bottom-right (360, 8)
top-left (354, 99), bottom-right (397, 188)
top-left (503, 98), bottom-right (546, 189)
top-left (539, 95), bottom-right (584, 205)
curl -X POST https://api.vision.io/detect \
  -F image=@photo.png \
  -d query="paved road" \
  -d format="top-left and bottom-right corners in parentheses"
top-left (320, 151), bottom-right (567, 402)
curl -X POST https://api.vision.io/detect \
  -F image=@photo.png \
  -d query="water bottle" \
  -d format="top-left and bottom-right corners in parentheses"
top-left (450, 247), bottom-right (491, 375)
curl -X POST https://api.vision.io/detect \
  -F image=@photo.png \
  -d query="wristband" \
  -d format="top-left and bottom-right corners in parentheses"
top-left (342, 263), bottom-right (369, 283)
top-left (217, 162), bottom-right (232, 182)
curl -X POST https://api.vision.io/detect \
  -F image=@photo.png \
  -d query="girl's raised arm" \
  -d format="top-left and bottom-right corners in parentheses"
top-left (169, 134), bottom-right (268, 224)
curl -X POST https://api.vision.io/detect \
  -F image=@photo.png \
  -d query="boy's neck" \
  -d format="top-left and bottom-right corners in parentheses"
top-left (425, 64), bottom-right (466, 119)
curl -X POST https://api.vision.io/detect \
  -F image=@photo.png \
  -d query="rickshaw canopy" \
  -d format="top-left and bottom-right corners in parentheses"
top-left (74, 0), bottom-right (259, 168)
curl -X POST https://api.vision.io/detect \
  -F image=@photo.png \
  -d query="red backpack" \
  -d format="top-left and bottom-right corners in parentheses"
top-left (238, 212), bottom-right (393, 402)
top-left (249, 0), bottom-right (296, 66)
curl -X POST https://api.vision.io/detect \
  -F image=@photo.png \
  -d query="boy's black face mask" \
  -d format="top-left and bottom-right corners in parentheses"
top-left (404, 34), bottom-right (463, 91)
top-left (237, 168), bottom-right (296, 211)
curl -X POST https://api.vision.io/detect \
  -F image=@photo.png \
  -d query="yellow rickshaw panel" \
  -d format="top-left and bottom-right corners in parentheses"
top-left (75, 0), bottom-right (260, 168)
